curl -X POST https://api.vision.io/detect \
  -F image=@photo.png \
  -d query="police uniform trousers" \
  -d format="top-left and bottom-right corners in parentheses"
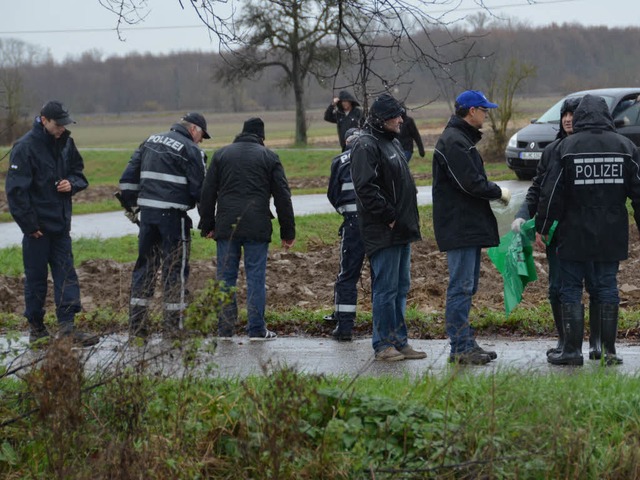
top-left (333, 213), bottom-right (366, 326)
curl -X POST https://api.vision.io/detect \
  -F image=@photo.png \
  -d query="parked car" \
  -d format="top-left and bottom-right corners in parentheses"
top-left (505, 88), bottom-right (640, 180)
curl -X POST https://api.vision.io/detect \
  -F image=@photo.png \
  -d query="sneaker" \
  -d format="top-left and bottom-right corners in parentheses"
top-left (59, 329), bottom-right (100, 348)
top-left (449, 350), bottom-right (491, 365)
top-left (29, 326), bottom-right (50, 347)
top-left (472, 340), bottom-right (497, 360)
top-left (375, 346), bottom-right (405, 362)
top-left (398, 344), bottom-right (427, 360)
top-left (249, 329), bottom-right (277, 341)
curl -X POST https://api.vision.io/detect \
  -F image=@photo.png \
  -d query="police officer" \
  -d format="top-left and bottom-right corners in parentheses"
top-left (326, 128), bottom-right (366, 341)
top-left (6, 100), bottom-right (98, 347)
top-left (536, 94), bottom-right (640, 366)
top-left (119, 112), bottom-right (208, 340)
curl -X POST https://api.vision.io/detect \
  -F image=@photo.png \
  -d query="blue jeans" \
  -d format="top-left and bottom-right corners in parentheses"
top-left (369, 244), bottom-right (411, 353)
top-left (23, 232), bottom-right (81, 326)
top-left (445, 247), bottom-right (481, 354)
top-left (559, 259), bottom-right (619, 305)
top-left (217, 239), bottom-right (269, 336)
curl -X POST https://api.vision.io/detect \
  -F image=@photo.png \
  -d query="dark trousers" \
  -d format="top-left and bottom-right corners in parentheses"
top-left (22, 231), bottom-right (81, 326)
top-left (130, 209), bottom-right (191, 329)
top-left (333, 213), bottom-right (365, 321)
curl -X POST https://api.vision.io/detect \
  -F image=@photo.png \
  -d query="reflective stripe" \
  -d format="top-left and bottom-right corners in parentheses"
top-left (138, 198), bottom-right (190, 210)
top-left (141, 171), bottom-right (188, 184)
top-left (164, 303), bottom-right (186, 311)
top-left (335, 304), bottom-right (357, 313)
top-left (130, 297), bottom-right (150, 306)
top-left (337, 204), bottom-right (357, 214)
top-left (341, 182), bottom-right (354, 191)
top-left (119, 182), bottom-right (140, 191)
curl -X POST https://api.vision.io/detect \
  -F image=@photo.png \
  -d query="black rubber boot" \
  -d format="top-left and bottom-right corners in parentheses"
top-left (548, 303), bottom-right (584, 366)
top-left (601, 303), bottom-right (623, 365)
top-left (546, 302), bottom-right (564, 356)
top-left (332, 314), bottom-right (354, 342)
top-left (588, 301), bottom-right (602, 360)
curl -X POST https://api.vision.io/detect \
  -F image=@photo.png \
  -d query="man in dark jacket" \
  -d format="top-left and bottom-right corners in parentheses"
top-left (324, 90), bottom-right (364, 151)
top-left (6, 100), bottom-right (98, 347)
top-left (119, 112), bottom-right (208, 340)
top-left (536, 94), bottom-right (640, 366)
top-left (432, 90), bottom-right (511, 365)
top-left (398, 111), bottom-right (425, 162)
top-left (325, 128), bottom-right (366, 341)
top-left (200, 117), bottom-right (295, 341)
top-left (350, 93), bottom-right (424, 362)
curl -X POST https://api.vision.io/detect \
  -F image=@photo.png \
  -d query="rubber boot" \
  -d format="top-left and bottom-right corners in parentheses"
top-left (332, 314), bottom-right (354, 342)
top-left (588, 301), bottom-right (602, 360)
top-left (129, 304), bottom-right (150, 339)
top-left (546, 302), bottom-right (564, 356)
top-left (548, 303), bottom-right (584, 366)
top-left (601, 303), bottom-right (623, 365)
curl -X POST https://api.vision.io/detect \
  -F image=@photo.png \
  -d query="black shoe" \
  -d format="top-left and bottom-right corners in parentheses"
top-left (472, 340), bottom-right (497, 360)
top-left (449, 350), bottom-right (492, 365)
top-left (29, 326), bottom-right (50, 347)
top-left (331, 326), bottom-right (352, 342)
top-left (59, 328), bottom-right (100, 348)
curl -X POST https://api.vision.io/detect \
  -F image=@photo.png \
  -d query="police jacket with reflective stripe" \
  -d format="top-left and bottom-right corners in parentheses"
top-left (350, 127), bottom-right (421, 257)
top-left (432, 115), bottom-right (502, 252)
top-left (199, 133), bottom-right (295, 243)
top-left (327, 148), bottom-right (357, 214)
top-left (119, 123), bottom-right (206, 211)
top-left (6, 117), bottom-right (88, 235)
top-left (536, 94), bottom-right (640, 262)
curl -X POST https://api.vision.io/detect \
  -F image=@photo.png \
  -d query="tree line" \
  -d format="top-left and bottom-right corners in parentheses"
top-left (3, 22), bottom-right (640, 145)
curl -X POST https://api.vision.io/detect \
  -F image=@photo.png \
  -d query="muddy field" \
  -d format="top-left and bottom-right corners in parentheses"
top-left (2, 221), bottom-right (640, 333)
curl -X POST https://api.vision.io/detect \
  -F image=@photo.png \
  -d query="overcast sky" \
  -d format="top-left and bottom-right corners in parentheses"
top-left (2, 0), bottom-right (639, 63)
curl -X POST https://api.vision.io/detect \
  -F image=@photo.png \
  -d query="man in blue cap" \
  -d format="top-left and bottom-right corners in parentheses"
top-left (432, 90), bottom-right (511, 365)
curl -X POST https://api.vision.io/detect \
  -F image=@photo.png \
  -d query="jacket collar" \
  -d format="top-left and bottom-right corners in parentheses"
top-left (447, 115), bottom-right (483, 144)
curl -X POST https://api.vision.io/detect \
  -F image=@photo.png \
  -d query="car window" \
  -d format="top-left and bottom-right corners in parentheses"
top-left (614, 101), bottom-right (640, 126)
top-left (536, 94), bottom-right (619, 123)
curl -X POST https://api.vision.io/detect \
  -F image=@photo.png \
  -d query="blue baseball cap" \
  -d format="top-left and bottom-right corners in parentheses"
top-left (455, 90), bottom-right (498, 109)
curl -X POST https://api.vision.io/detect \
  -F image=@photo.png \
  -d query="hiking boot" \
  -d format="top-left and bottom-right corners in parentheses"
top-left (398, 344), bottom-right (427, 360)
top-left (449, 350), bottom-right (492, 365)
top-left (249, 329), bottom-right (277, 341)
top-left (472, 340), bottom-right (497, 360)
top-left (59, 326), bottom-right (100, 348)
top-left (332, 325), bottom-right (352, 342)
top-left (375, 346), bottom-right (405, 362)
top-left (29, 325), bottom-right (50, 347)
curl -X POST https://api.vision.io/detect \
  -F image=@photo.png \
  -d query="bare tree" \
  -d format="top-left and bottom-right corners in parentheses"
top-left (0, 39), bottom-right (43, 144)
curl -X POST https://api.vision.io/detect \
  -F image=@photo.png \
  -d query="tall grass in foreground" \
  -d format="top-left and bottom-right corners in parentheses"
top-left (2, 346), bottom-right (640, 479)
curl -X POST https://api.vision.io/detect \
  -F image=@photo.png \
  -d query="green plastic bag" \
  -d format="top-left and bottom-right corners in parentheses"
top-left (487, 218), bottom-right (539, 317)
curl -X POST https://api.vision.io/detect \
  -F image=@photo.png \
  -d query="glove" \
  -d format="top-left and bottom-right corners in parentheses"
top-left (498, 187), bottom-right (511, 206)
top-left (511, 217), bottom-right (526, 233)
top-left (124, 207), bottom-right (140, 224)
top-left (419, 150), bottom-right (425, 158)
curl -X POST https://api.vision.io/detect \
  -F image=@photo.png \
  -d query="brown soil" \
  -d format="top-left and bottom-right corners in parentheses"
top-left (3, 183), bottom-right (640, 336)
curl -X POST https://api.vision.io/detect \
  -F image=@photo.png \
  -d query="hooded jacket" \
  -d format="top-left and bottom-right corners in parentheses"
top-left (119, 123), bottom-right (206, 212)
top-left (536, 94), bottom-right (640, 261)
top-left (324, 90), bottom-right (364, 150)
top-left (398, 114), bottom-right (425, 156)
top-left (199, 133), bottom-right (295, 243)
top-left (6, 117), bottom-right (88, 235)
top-left (432, 115), bottom-right (502, 252)
top-left (350, 125), bottom-right (421, 257)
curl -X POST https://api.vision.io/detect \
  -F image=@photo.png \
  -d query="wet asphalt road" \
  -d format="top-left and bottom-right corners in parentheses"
top-left (4, 335), bottom-right (640, 378)
top-left (0, 180), bottom-right (528, 249)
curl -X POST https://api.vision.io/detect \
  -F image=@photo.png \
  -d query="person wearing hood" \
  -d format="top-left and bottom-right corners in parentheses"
top-left (6, 100), bottom-right (98, 347)
top-left (350, 93), bottom-right (424, 361)
top-left (536, 94), bottom-right (640, 366)
top-left (511, 98), bottom-right (593, 360)
top-left (324, 90), bottom-right (364, 151)
top-left (200, 117), bottom-right (295, 341)
top-left (119, 112), bottom-right (209, 340)
top-left (432, 90), bottom-right (511, 365)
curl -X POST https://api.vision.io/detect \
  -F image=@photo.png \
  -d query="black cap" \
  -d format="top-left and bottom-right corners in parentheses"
top-left (369, 93), bottom-right (405, 121)
top-left (40, 100), bottom-right (75, 126)
top-left (182, 112), bottom-right (211, 139)
top-left (242, 117), bottom-right (265, 139)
